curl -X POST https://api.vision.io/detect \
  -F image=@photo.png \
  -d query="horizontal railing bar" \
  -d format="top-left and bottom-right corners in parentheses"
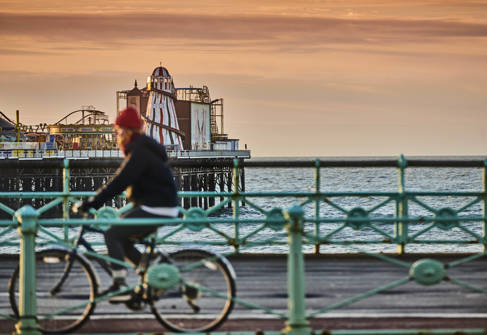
top-left (0, 192), bottom-right (127, 199)
top-left (178, 191), bottom-right (486, 197)
top-left (24, 216), bottom-right (485, 230)
top-left (4, 191), bottom-right (483, 199)
top-left (242, 156), bottom-right (487, 168)
top-left (309, 216), bottom-right (486, 223)
top-left (0, 191), bottom-right (384, 200)
top-left (327, 330), bottom-right (486, 335)
top-left (36, 218), bottom-right (285, 226)
top-left (0, 192), bottom-right (92, 198)
top-left (179, 191), bottom-right (400, 197)
top-left (4, 239), bottom-right (483, 248)
top-left (0, 156), bottom-right (486, 169)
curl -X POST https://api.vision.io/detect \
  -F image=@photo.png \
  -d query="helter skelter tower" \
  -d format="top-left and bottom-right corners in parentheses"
top-left (143, 66), bottom-right (185, 149)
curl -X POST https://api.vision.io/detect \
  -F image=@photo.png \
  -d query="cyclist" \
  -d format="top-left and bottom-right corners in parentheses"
top-left (77, 106), bottom-right (179, 302)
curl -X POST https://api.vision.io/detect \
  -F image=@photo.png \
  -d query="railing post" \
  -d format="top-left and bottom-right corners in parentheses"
top-left (62, 158), bottom-right (70, 241)
top-left (483, 159), bottom-right (487, 253)
top-left (14, 205), bottom-right (41, 335)
top-left (283, 205), bottom-right (311, 335)
top-left (233, 158), bottom-right (240, 252)
top-left (396, 154), bottom-right (408, 254)
top-left (314, 158), bottom-right (321, 255)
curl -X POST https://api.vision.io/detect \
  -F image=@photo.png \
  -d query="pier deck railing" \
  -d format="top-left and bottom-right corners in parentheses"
top-left (0, 148), bottom-right (251, 160)
top-left (0, 156), bottom-right (486, 335)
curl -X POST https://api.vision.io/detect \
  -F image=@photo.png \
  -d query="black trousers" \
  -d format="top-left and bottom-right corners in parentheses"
top-left (104, 207), bottom-right (168, 270)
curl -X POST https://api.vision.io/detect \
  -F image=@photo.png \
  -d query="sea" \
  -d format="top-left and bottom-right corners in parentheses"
top-left (1, 156), bottom-right (485, 255)
top-left (211, 156), bottom-right (485, 254)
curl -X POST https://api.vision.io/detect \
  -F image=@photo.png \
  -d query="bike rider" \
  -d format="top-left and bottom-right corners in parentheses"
top-left (77, 106), bottom-right (179, 302)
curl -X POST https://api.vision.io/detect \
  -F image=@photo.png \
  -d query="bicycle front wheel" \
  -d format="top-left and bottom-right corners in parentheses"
top-left (149, 249), bottom-right (236, 332)
top-left (9, 248), bottom-right (98, 334)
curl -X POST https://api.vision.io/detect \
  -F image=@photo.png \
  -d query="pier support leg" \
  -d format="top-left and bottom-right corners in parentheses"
top-left (208, 173), bottom-right (215, 207)
top-left (218, 172), bottom-right (224, 205)
top-left (283, 206), bottom-right (311, 335)
top-left (227, 172), bottom-right (232, 208)
top-left (203, 174), bottom-right (209, 210)
top-left (176, 173), bottom-right (182, 208)
top-left (198, 174), bottom-right (203, 208)
top-left (15, 205), bottom-right (42, 335)
top-left (183, 175), bottom-right (190, 209)
top-left (191, 174), bottom-right (198, 207)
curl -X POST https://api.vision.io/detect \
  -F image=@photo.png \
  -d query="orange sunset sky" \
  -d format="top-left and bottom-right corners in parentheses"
top-left (0, 0), bottom-right (486, 157)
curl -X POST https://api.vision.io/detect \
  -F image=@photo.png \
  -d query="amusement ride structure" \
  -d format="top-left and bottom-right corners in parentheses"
top-left (0, 65), bottom-right (247, 159)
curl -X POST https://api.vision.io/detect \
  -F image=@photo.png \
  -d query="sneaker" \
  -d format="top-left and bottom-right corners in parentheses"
top-left (100, 282), bottom-right (133, 303)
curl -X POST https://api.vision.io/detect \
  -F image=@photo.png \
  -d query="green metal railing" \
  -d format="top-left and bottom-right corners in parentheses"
top-left (1, 156), bottom-right (486, 335)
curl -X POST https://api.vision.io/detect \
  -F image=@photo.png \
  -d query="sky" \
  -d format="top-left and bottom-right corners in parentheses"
top-left (0, 0), bottom-right (486, 157)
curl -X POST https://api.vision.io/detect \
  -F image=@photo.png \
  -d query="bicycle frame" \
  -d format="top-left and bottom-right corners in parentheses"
top-left (61, 223), bottom-right (164, 299)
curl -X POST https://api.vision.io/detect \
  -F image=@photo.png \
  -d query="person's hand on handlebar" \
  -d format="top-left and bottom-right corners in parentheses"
top-left (72, 197), bottom-right (96, 216)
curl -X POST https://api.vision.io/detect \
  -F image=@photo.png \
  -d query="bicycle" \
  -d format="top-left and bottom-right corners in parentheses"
top-left (8, 210), bottom-right (237, 334)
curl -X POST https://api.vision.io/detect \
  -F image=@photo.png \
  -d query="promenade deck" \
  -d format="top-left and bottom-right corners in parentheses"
top-left (1, 254), bottom-right (486, 333)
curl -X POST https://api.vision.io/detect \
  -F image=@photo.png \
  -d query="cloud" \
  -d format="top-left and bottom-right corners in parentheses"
top-left (1, 12), bottom-right (487, 51)
top-left (0, 48), bottom-right (51, 55)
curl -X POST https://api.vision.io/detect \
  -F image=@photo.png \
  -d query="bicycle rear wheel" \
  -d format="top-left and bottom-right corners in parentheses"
top-left (9, 248), bottom-right (98, 334)
top-left (149, 249), bottom-right (236, 332)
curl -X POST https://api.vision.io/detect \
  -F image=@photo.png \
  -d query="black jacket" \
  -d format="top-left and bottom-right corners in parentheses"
top-left (86, 134), bottom-right (178, 210)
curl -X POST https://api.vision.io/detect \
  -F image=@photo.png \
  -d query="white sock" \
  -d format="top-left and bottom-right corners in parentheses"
top-left (112, 269), bottom-right (128, 284)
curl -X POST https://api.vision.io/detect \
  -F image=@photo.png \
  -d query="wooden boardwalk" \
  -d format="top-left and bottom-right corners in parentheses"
top-left (1, 254), bottom-right (486, 333)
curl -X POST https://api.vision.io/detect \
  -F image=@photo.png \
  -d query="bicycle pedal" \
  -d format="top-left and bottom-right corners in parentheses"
top-left (108, 299), bottom-right (125, 305)
top-left (107, 291), bottom-right (133, 304)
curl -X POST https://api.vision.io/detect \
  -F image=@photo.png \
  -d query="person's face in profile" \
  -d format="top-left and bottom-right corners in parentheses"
top-left (115, 126), bottom-right (134, 149)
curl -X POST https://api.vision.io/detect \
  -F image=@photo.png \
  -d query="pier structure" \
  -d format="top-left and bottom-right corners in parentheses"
top-left (0, 65), bottom-right (251, 212)
top-left (0, 157), bottom-right (244, 218)
top-left (0, 157), bottom-right (486, 335)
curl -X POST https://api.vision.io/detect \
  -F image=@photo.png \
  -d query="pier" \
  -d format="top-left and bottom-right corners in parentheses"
top-left (0, 156), bottom-right (248, 218)
top-left (0, 65), bottom-right (251, 215)
top-left (0, 157), bottom-right (486, 334)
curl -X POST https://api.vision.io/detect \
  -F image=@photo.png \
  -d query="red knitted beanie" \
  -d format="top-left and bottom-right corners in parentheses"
top-left (115, 107), bottom-right (144, 129)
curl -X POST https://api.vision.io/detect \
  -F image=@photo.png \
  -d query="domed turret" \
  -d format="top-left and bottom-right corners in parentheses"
top-left (147, 66), bottom-right (175, 94)
top-left (152, 66), bottom-right (171, 78)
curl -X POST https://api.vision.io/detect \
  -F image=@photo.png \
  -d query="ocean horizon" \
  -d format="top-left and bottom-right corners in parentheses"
top-left (248, 155), bottom-right (487, 160)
